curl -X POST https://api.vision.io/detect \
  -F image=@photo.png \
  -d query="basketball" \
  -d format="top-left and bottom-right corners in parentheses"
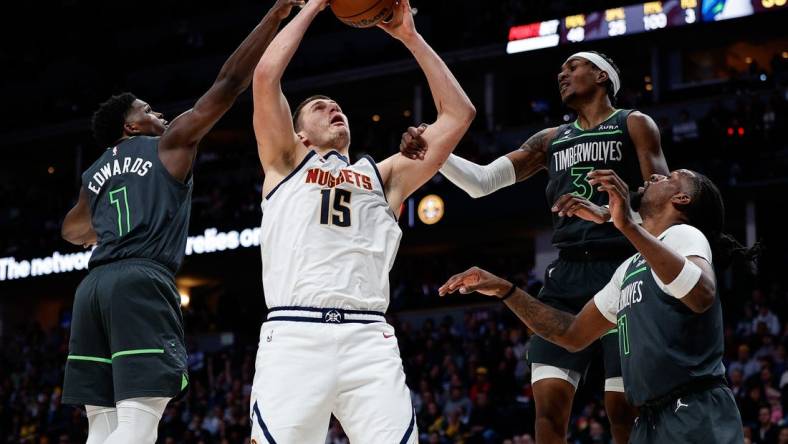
top-left (330, 0), bottom-right (396, 28)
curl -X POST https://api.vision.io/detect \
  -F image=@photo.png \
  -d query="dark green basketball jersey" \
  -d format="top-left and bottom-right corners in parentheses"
top-left (546, 109), bottom-right (642, 249)
top-left (82, 136), bottom-right (193, 273)
top-left (594, 224), bottom-right (725, 406)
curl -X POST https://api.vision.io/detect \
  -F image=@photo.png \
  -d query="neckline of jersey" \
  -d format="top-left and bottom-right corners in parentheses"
top-left (107, 135), bottom-right (139, 150)
top-left (322, 150), bottom-right (350, 165)
top-left (572, 108), bottom-right (622, 132)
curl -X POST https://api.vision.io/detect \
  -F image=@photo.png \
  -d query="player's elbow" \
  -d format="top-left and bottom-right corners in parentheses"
top-left (253, 61), bottom-right (279, 89)
top-left (686, 277), bottom-right (716, 313)
top-left (456, 102), bottom-right (476, 125)
top-left (562, 336), bottom-right (589, 353)
top-left (61, 223), bottom-right (82, 246)
top-left (440, 100), bottom-right (476, 126)
top-left (560, 325), bottom-right (595, 353)
top-left (214, 74), bottom-right (247, 98)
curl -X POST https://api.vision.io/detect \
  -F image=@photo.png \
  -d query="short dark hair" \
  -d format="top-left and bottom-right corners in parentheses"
top-left (589, 51), bottom-right (621, 104)
top-left (91, 93), bottom-right (137, 148)
top-left (292, 95), bottom-right (333, 132)
top-left (681, 171), bottom-right (759, 270)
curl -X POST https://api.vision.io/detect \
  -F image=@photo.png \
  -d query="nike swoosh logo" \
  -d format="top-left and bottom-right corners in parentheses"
top-left (383, 333), bottom-right (395, 338)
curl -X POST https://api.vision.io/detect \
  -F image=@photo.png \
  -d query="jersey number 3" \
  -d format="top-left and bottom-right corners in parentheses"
top-left (320, 189), bottom-right (352, 227)
top-left (109, 186), bottom-right (131, 236)
top-left (570, 167), bottom-right (594, 200)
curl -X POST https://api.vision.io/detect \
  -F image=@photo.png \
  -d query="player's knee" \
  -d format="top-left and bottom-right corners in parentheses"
top-left (535, 405), bottom-right (571, 429)
top-left (104, 397), bottom-right (170, 444)
top-left (107, 422), bottom-right (158, 444)
top-left (86, 406), bottom-right (118, 444)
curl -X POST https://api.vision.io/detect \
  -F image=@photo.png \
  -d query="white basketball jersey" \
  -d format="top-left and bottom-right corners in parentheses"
top-left (260, 151), bottom-right (402, 311)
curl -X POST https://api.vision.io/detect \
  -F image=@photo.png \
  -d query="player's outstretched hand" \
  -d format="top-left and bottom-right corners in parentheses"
top-left (439, 267), bottom-right (511, 298)
top-left (399, 123), bottom-right (428, 160)
top-left (551, 193), bottom-right (610, 224)
top-left (587, 169), bottom-right (635, 231)
top-left (271, 0), bottom-right (306, 19)
top-left (378, 0), bottom-right (418, 41)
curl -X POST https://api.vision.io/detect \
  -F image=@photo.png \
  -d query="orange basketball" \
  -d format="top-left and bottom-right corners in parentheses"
top-left (330, 0), bottom-right (396, 28)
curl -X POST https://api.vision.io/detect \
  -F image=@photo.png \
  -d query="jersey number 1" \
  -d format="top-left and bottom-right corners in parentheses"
top-left (109, 186), bottom-right (131, 236)
top-left (320, 189), bottom-right (351, 227)
top-left (618, 314), bottom-right (630, 356)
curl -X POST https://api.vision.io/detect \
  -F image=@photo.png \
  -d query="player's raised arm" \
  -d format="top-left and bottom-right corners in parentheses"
top-left (627, 111), bottom-right (669, 179)
top-left (158, 0), bottom-right (303, 182)
top-left (439, 266), bottom-right (616, 352)
top-left (438, 126), bottom-right (559, 198)
top-left (252, 0), bottom-right (328, 178)
top-left (375, 0), bottom-right (476, 210)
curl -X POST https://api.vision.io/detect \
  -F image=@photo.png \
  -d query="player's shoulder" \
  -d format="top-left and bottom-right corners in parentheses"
top-left (614, 253), bottom-right (638, 278)
top-left (538, 125), bottom-right (568, 148)
top-left (353, 153), bottom-right (377, 167)
top-left (625, 110), bottom-right (657, 127)
top-left (661, 224), bottom-right (712, 261)
top-left (355, 154), bottom-right (387, 187)
top-left (134, 135), bottom-right (161, 149)
top-left (661, 223), bottom-right (706, 242)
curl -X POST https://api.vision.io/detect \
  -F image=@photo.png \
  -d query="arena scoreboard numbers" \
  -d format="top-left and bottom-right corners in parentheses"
top-left (507, 0), bottom-right (784, 54)
top-left (560, 0), bottom-right (700, 44)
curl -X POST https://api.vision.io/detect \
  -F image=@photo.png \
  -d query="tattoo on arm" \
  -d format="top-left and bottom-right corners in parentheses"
top-left (509, 127), bottom-right (555, 182)
top-left (504, 288), bottom-right (575, 344)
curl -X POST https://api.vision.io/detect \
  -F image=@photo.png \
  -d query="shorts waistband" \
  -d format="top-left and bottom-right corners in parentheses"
top-left (640, 376), bottom-right (727, 412)
top-left (266, 306), bottom-right (386, 324)
top-left (91, 258), bottom-right (174, 278)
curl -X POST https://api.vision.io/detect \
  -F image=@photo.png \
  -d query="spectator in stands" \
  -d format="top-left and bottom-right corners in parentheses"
top-left (755, 405), bottom-right (779, 443)
top-left (754, 305), bottom-right (782, 336)
top-left (741, 385), bottom-right (767, 425)
top-left (778, 427), bottom-right (788, 444)
top-left (731, 344), bottom-right (763, 380)
top-left (731, 368), bottom-right (747, 399)
top-left (469, 367), bottom-right (491, 403)
top-left (443, 385), bottom-right (472, 421)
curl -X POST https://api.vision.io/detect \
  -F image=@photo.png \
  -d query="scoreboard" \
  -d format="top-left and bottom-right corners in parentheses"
top-left (560, 0), bottom-right (700, 44)
top-left (507, 0), bottom-right (785, 54)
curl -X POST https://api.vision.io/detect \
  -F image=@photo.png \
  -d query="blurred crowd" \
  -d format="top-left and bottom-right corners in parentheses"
top-left (3, 273), bottom-right (788, 443)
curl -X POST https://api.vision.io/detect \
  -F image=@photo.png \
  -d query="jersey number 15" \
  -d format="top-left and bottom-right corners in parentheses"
top-left (320, 189), bottom-right (352, 227)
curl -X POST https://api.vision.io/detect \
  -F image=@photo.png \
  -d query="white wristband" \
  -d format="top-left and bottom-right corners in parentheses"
top-left (665, 258), bottom-right (702, 299)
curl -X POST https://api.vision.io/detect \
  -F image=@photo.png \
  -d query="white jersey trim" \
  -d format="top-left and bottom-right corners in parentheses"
top-left (264, 150), bottom-right (318, 200)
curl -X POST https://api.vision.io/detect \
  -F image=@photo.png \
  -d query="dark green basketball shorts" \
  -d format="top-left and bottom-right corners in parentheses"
top-left (62, 258), bottom-right (188, 407)
top-left (631, 385), bottom-right (744, 444)
top-left (528, 257), bottom-right (623, 380)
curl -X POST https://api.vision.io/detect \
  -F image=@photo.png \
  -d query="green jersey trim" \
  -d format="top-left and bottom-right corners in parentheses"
top-left (552, 129), bottom-right (624, 146)
top-left (600, 328), bottom-right (619, 338)
top-left (572, 108), bottom-right (624, 131)
top-left (622, 266), bottom-right (648, 287)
